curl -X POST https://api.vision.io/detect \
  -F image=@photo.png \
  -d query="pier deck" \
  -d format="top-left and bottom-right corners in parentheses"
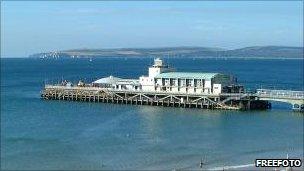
top-left (41, 85), bottom-right (271, 110)
top-left (256, 89), bottom-right (304, 111)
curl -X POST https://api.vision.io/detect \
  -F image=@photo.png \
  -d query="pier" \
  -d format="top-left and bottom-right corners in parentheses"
top-left (41, 85), bottom-right (272, 111)
top-left (40, 58), bottom-right (304, 112)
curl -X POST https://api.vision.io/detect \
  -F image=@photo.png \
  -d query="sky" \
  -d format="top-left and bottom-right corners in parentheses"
top-left (1, 1), bottom-right (303, 57)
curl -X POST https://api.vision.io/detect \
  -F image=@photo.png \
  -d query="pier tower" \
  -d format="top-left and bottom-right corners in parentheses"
top-left (148, 58), bottom-right (169, 77)
top-left (140, 58), bottom-right (171, 91)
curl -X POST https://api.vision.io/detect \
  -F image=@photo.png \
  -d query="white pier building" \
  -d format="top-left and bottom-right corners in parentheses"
top-left (92, 58), bottom-right (243, 95)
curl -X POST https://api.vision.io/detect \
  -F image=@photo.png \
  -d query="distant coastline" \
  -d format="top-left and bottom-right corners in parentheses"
top-left (29, 46), bottom-right (303, 59)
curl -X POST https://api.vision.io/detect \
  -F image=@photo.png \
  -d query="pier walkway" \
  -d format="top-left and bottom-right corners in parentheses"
top-left (41, 85), bottom-right (269, 111)
top-left (41, 85), bottom-right (304, 111)
top-left (256, 89), bottom-right (304, 111)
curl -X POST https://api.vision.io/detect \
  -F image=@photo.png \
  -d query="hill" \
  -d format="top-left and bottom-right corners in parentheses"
top-left (29, 46), bottom-right (303, 59)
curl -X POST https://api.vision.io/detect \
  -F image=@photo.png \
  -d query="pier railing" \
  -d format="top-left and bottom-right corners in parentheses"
top-left (44, 84), bottom-right (250, 98)
top-left (256, 89), bottom-right (304, 99)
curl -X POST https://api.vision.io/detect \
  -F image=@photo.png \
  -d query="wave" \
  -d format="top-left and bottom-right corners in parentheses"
top-left (209, 163), bottom-right (255, 170)
top-left (5, 137), bottom-right (59, 144)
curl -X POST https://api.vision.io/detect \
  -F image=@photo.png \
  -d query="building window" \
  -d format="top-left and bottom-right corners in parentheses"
top-left (190, 80), bottom-right (194, 87)
top-left (165, 79), bottom-right (170, 86)
top-left (172, 79), bottom-right (176, 86)
top-left (181, 79), bottom-right (186, 86)
top-left (197, 80), bottom-right (201, 86)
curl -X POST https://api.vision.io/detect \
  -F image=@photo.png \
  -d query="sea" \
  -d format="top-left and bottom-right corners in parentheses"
top-left (1, 57), bottom-right (303, 170)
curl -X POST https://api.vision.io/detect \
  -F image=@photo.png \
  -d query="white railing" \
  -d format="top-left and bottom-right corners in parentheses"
top-left (256, 89), bottom-right (304, 99)
top-left (45, 85), bottom-right (304, 99)
top-left (44, 84), bottom-right (224, 97)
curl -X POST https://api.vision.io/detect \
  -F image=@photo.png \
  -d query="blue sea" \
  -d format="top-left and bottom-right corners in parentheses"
top-left (1, 57), bottom-right (303, 170)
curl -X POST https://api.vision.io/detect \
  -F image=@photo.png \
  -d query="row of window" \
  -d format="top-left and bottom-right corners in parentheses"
top-left (159, 87), bottom-right (210, 93)
top-left (157, 78), bottom-right (205, 86)
top-left (155, 84), bottom-right (205, 88)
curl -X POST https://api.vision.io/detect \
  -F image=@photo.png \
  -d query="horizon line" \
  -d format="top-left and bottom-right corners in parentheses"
top-left (1, 45), bottom-right (303, 58)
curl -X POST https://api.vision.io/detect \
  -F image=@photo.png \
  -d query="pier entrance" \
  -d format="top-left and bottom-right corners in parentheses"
top-left (256, 89), bottom-right (304, 111)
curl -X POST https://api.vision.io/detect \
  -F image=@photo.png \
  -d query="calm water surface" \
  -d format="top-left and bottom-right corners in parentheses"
top-left (1, 58), bottom-right (303, 170)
